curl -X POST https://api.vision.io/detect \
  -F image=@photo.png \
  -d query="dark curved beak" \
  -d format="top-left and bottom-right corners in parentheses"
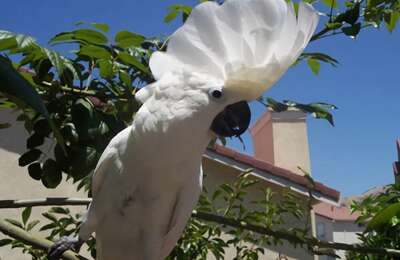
top-left (210, 101), bottom-right (251, 137)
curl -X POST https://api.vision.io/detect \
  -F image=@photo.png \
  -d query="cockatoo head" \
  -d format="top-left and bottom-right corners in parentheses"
top-left (137, 0), bottom-right (319, 138)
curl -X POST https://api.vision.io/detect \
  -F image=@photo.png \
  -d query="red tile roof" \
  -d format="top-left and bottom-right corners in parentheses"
top-left (208, 144), bottom-right (340, 201)
top-left (314, 202), bottom-right (360, 221)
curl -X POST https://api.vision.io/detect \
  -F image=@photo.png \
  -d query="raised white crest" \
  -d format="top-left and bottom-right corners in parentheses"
top-left (150, 0), bottom-right (319, 100)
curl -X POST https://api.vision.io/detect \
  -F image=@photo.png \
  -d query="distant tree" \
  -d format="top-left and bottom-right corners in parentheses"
top-left (347, 183), bottom-right (400, 260)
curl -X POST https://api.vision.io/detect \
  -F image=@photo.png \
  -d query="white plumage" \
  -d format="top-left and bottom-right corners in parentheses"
top-left (49, 0), bottom-right (319, 259)
top-left (151, 0), bottom-right (319, 100)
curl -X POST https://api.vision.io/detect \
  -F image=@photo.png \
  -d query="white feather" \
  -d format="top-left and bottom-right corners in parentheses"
top-left (149, 0), bottom-right (319, 100)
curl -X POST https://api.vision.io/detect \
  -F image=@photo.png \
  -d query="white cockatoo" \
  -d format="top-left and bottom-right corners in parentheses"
top-left (49, 0), bottom-right (318, 259)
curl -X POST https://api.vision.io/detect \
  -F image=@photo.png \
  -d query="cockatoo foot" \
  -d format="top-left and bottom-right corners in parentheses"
top-left (47, 236), bottom-right (83, 260)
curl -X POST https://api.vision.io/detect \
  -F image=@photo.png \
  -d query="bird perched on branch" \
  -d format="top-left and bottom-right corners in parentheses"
top-left (48, 0), bottom-right (319, 259)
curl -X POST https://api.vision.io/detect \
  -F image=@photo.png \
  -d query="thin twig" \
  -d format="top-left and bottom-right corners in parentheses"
top-left (0, 219), bottom-right (88, 260)
top-left (310, 27), bottom-right (331, 42)
top-left (1, 198), bottom-right (400, 257)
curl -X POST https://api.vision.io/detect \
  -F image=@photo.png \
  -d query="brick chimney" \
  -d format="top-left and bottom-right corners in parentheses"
top-left (249, 110), bottom-right (311, 175)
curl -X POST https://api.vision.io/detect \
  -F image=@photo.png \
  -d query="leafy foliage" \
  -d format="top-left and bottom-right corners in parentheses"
top-left (0, 173), bottom-right (311, 260)
top-left (348, 184), bottom-right (400, 259)
top-left (2, 207), bottom-right (42, 259)
top-left (0, 24), bottom-right (158, 190)
top-left (258, 97), bottom-right (338, 126)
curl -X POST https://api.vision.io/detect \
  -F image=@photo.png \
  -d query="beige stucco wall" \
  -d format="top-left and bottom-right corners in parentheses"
top-left (0, 110), bottom-right (88, 260)
top-left (315, 215), bottom-right (364, 260)
top-left (332, 221), bottom-right (364, 259)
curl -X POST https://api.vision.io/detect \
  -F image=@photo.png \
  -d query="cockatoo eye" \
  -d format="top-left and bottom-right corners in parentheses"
top-left (209, 88), bottom-right (223, 99)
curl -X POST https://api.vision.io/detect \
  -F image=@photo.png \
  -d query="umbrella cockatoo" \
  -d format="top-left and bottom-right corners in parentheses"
top-left (48, 0), bottom-right (318, 259)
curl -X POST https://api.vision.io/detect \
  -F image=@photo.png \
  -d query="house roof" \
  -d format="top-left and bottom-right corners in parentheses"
top-left (314, 202), bottom-right (360, 221)
top-left (206, 144), bottom-right (340, 203)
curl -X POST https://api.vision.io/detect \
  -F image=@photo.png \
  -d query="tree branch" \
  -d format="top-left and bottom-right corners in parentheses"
top-left (1, 198), bottom-right (400, 257)
top-left (0, 198), bottom-right (91, 208)
top-left (0, 219), bottom-right (88, 260)
top-left (194, 211), bottom-right (400, 257)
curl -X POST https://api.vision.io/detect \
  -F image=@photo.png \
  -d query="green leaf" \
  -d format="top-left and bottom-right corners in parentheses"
top-left (79, 45), bottom-right (111, 60)
top-left (18, 149), bottom-right (42, 166)
top-left (5, 219), bottom-right (23, 229)
top-left (62, 57), bottom-right (79, 80)
top-left (321, 0), bottom-right (338, 9)
top-left (0, 57), bottom-right (48, 117)
top-left (367, 202), bottom-right (400, 231)
top-left (342, 23), bottom-right (361, 38)
top-left (0, 239), bottom-right (12, 247)
top-left (386, 11), bottom-right (400, 32)
top-left (91, 22), bottom-right (110, 33)
top-left (263, 97), bottom-right (288, 112)
top-left (0, 30), bottom-right (37, 50)
top-left (164, 10), bottom-right (179, 23)
top-left (39, 223), bottom-right (56, 231)
top-left (212, 190), bottom-right (223, 201)
top-left (42, 48), bottom-right (64, 77)
top-left (300, 52), bottom-right (339, 67)
top-left (0, 37), bottom-right (18, 51)
top-left (115, 31), bottom-right (145, 48)
top-left (49, 207), bottom-right (70, 215)
top-left (48, 32), bottom-right (76, 45)
top-left (26, 220), bottom-right (40, 231)
top-left (41, 158), bottom-right (62, 189)
top-left (52, 31), bottom-right (73, 43)
top-left (296, 102), bottom-right (336, 126)
top-left (312, 110), bottom-right (334, 126)
top-left (70, 146), bottom-right (99, 179)
top-left (27, 132), bottom-right (45, 149)
top-left (119, 70), bottom-right (131, 87)
top-left (118, 52), bottom-right (150, 74)
top-left (28, 163), bottom-right (42, 180)
top-left (22, 207), bottom-right (32, 226)
top-left (98, 60), bottom-right (114, 78)
top-left (335, 3), bottom-right (360, 25)
top-left (60, 124), bottom-right (78, 144)
top-left (0, 122), bottom-right (11, 129)
top-left (33, 119), bottom-right (51, 136)
top-left (164, 5), bottom-right (192, 23)
top-left (42, 212), bottom-right (57, 222)
top-left (1, 57), bottom-right (65, 150)
top-left (307, 58), bottom-right (320, 75)
top-left (326, 22), bottom-right (342, 30)
top-left (73, 29), bottom-right (108, 45)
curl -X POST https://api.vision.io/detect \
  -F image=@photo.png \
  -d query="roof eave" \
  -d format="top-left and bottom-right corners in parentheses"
top-left (204, 148), bottom-right (340, 206)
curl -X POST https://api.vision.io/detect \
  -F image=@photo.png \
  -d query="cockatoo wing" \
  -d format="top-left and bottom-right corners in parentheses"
top-left (160, 166), bottom-right (203, 258)
top-left (91, 148), bottom-right (121, 196)
top-left (150, 0), bottom-right (319, 100)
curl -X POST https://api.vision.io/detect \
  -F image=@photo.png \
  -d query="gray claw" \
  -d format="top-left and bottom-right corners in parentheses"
top-left (48, 236), bottom-right (83, 260)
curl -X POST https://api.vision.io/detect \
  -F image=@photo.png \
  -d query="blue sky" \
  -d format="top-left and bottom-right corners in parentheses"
top-left (1, 0), bottom-right (399, 197)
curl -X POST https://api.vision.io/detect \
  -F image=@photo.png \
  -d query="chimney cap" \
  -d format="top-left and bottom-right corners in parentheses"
top-left (270, 110), bottom-right (307, 121)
